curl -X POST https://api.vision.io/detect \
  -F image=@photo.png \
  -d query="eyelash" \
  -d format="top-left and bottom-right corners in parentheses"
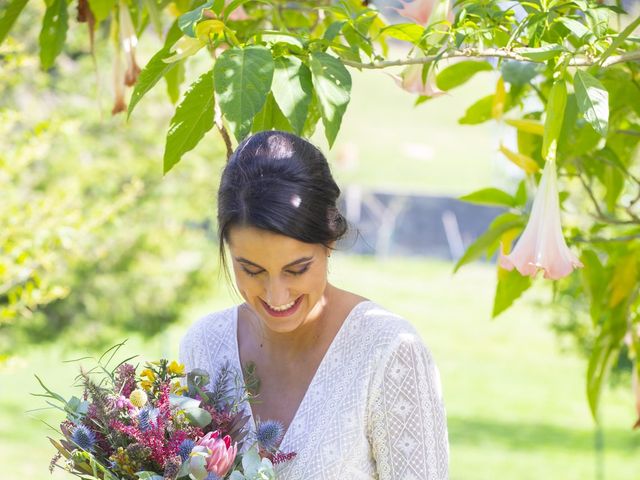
top-left (242, 264), bottom-right (310, 277)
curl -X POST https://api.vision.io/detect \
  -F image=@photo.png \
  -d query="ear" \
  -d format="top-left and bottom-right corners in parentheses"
top-left (326, 241), bottom-right (336, 256)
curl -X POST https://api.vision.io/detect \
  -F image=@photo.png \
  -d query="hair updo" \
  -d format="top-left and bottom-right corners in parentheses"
top-left (217, 130), bottom-right (349, 276)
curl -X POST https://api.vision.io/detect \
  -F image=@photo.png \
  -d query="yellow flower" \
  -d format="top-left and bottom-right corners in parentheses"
top-left (140, 380), bottom-right (153, 391)
top-left (171, 380), bottom-right (188, 396)
top-left (129, 389), bottom-right (148, 408)
top-left (140, 368), bottom-right (156, 381)
top-left (167, 360), bottom-right (185, 376)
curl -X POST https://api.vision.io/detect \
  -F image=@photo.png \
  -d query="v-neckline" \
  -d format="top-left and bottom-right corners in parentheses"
top-left (232, 299), bottom-right (372, 452)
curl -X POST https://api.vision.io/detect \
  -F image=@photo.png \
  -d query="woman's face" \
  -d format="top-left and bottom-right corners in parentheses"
top-left (227, 225), bottom-right (333, 333)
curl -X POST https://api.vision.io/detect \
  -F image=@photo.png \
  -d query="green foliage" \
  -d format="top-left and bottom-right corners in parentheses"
top-left (164, 69), bottom-right (216, 173)
top-left (38, 0), bottom-right (68, 70)
top-left (3, 0), bottom-right (640, 426)
top-left (214, 46), bottom-right (275, 142)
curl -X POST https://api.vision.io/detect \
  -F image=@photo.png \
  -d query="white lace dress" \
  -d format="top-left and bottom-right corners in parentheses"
top-left (178, 300), bottom-right (449, 480)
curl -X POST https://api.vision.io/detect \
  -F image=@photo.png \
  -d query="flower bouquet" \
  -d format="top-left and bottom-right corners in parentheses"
top-left (34, 343), bottom-right (294, 480)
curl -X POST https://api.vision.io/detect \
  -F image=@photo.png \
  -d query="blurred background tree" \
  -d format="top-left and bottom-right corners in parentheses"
top-left (0, 2), bottom-right (223, 356)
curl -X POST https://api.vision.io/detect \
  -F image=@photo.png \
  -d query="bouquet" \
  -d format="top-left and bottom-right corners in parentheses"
top-left (34, 343), bottom-right (295, 480)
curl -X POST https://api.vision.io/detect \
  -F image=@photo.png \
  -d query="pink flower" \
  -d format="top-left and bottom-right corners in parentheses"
top-left (499, 159), bottom-right (583, 280)
top-left (390, 0), bottom-right (453, 27)
top-left (111, 44), bottom-right (127, 115)
top-left (191, 430), bottom-right (237, 478)
top-left (119, 0), bottom-right (141, 86)
top-left (392, 0), bottom-right (436, 25)
top-left (390, 62), bottom-right (444, 97)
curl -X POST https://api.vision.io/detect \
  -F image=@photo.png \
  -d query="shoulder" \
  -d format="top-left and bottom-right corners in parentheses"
top-left (356, 300), bottom-right (425, 352)
top-left (179, 305), bottom-right (236, 351)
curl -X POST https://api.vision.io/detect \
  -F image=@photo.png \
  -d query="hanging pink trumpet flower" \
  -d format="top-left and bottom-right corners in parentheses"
top-left (391, 62), bottom-right (445, 97)
top-left (392, 0), bottom-right (435, 25)
top-left (499, 159), bottom-right (583, 280)
top-left (111, 43), bottom-right (127, 115)
top-left (119, 1), bottom-right (141, 86)
top-left (390, 0), bottom-right (453, 27)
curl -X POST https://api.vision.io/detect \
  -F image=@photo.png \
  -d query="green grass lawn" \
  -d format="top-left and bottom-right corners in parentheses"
top-left (2, 255), bottom-right (637, 479)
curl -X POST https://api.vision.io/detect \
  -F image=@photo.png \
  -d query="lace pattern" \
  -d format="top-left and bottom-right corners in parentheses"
top-left (178, 301), bottom-right (449, 479)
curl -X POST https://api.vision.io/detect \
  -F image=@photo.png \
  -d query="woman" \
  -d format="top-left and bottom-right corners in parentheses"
top-left (179, 131), bottom-right (449, 479)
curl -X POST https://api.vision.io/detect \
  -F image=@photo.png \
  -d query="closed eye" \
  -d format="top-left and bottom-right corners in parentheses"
top-left (241, 263), bottom-right (311, 277)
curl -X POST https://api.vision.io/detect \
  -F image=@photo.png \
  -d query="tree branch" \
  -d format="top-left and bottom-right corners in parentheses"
top-left (341, 47), bottom-right (640, 69)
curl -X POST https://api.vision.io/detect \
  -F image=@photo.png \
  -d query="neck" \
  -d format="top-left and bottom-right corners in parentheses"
top-left (246, 284), bottom-right (337, 359)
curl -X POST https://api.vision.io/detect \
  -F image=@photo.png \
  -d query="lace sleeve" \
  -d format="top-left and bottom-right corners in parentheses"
top-left (368, 332), bottom-right (449, 480)
top-left (178, 328), bottom-right (196, 373)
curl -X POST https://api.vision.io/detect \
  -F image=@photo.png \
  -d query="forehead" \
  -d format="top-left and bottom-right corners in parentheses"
top-left (228, 225), bottom-right (320, 261)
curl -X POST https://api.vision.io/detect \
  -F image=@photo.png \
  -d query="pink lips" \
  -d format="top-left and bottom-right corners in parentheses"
top-left (261, 296), bottom-right (303, 317)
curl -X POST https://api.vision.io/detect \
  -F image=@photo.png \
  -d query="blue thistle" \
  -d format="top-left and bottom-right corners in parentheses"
top-left (178, 439), bottom-right (195, 462)
top-left (205, 473), bottom-right (221, 480)
top-left (138, 406), bottom-right (160, 431)
top-left (71, 424), bottom-right (96, 452)
top-left (256, 419), bottom-right (284, 452)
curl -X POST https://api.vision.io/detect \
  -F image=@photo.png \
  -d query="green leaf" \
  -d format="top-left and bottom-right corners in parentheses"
top-left (501, 61), bottom-right (540, 87)
top-left (38, 0), bottom-right (69, 70)
top-left (252, 93), bottom-right (292, 132)
top-left (459, 95), bottom-right (494, 125)
top-left (459, 188), bottom-right (516, 208)
top-left (128, 47), bottom-right (178, 118)
top-left (574, 70), bottom-right (609, 137)
top-left (178, 0), bottom-right (213, 37)
top-left (493, 267), bottom-right (532, 317)
top-left (542, 80), bottom-right (567, 161)
top-left (163, 69), bottom-right (215, 174)
top-left (557, 17), bottom-right (590, 39)
top-left (0, 0), bottom-right (28, 46)
top-left (598, 14), bottom-right (640, 66)
top-left (454, 213), bottom-right (524, 273)
top-left (380, 23), bottom-right (425, 44)
top-left (586, 328), bottom-right (621, 420)
top-left (165, 60), bottom-right (185, 104)
top-left (88, 0), bottom-right (116, 22)
top-left (309, 52), bottom-right (352, 147)
top-left (436, 61), bottom-right (493, 91)
top-left (142, 0), bottom-right (163, 36)
top-left (185, 406), bottom-right (213, 427)
top-left (271, 56), bottom-right (313, 135)
top-left (580, 249), bottom-right (605, 325)
top-left (135, 471), bottom-right (164, 480)
top-left (214, 46), bottom-right (275, 141)
top-left (515, 44), bottom-right (564, 61)
top-left (324, 21), bottom-right (346, 41)
top-left (514, 180), bottom-right (527, 207)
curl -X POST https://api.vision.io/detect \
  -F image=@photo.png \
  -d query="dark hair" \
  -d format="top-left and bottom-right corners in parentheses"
top-left (217, 130), bottom-right (349, 279)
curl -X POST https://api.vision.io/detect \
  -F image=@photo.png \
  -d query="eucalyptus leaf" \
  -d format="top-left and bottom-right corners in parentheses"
top-left (185, 407), bottom-right (213, 427)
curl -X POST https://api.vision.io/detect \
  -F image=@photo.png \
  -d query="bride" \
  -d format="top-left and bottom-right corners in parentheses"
top-left (179, 130), bottom-right (449, 479)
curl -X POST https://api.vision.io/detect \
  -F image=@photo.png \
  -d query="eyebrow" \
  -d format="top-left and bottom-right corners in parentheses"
top-left (234, 256), bottom-right (314, 269)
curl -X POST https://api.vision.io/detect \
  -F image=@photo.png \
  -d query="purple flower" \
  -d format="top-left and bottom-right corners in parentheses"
top-left (256, 419), bottom-right (284, 452)
top-left (71, 424), bottom-right (96, 452)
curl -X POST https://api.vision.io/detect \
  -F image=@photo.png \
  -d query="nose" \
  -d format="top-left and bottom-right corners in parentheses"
top-left (265, 277), bottom-right (290, 306)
